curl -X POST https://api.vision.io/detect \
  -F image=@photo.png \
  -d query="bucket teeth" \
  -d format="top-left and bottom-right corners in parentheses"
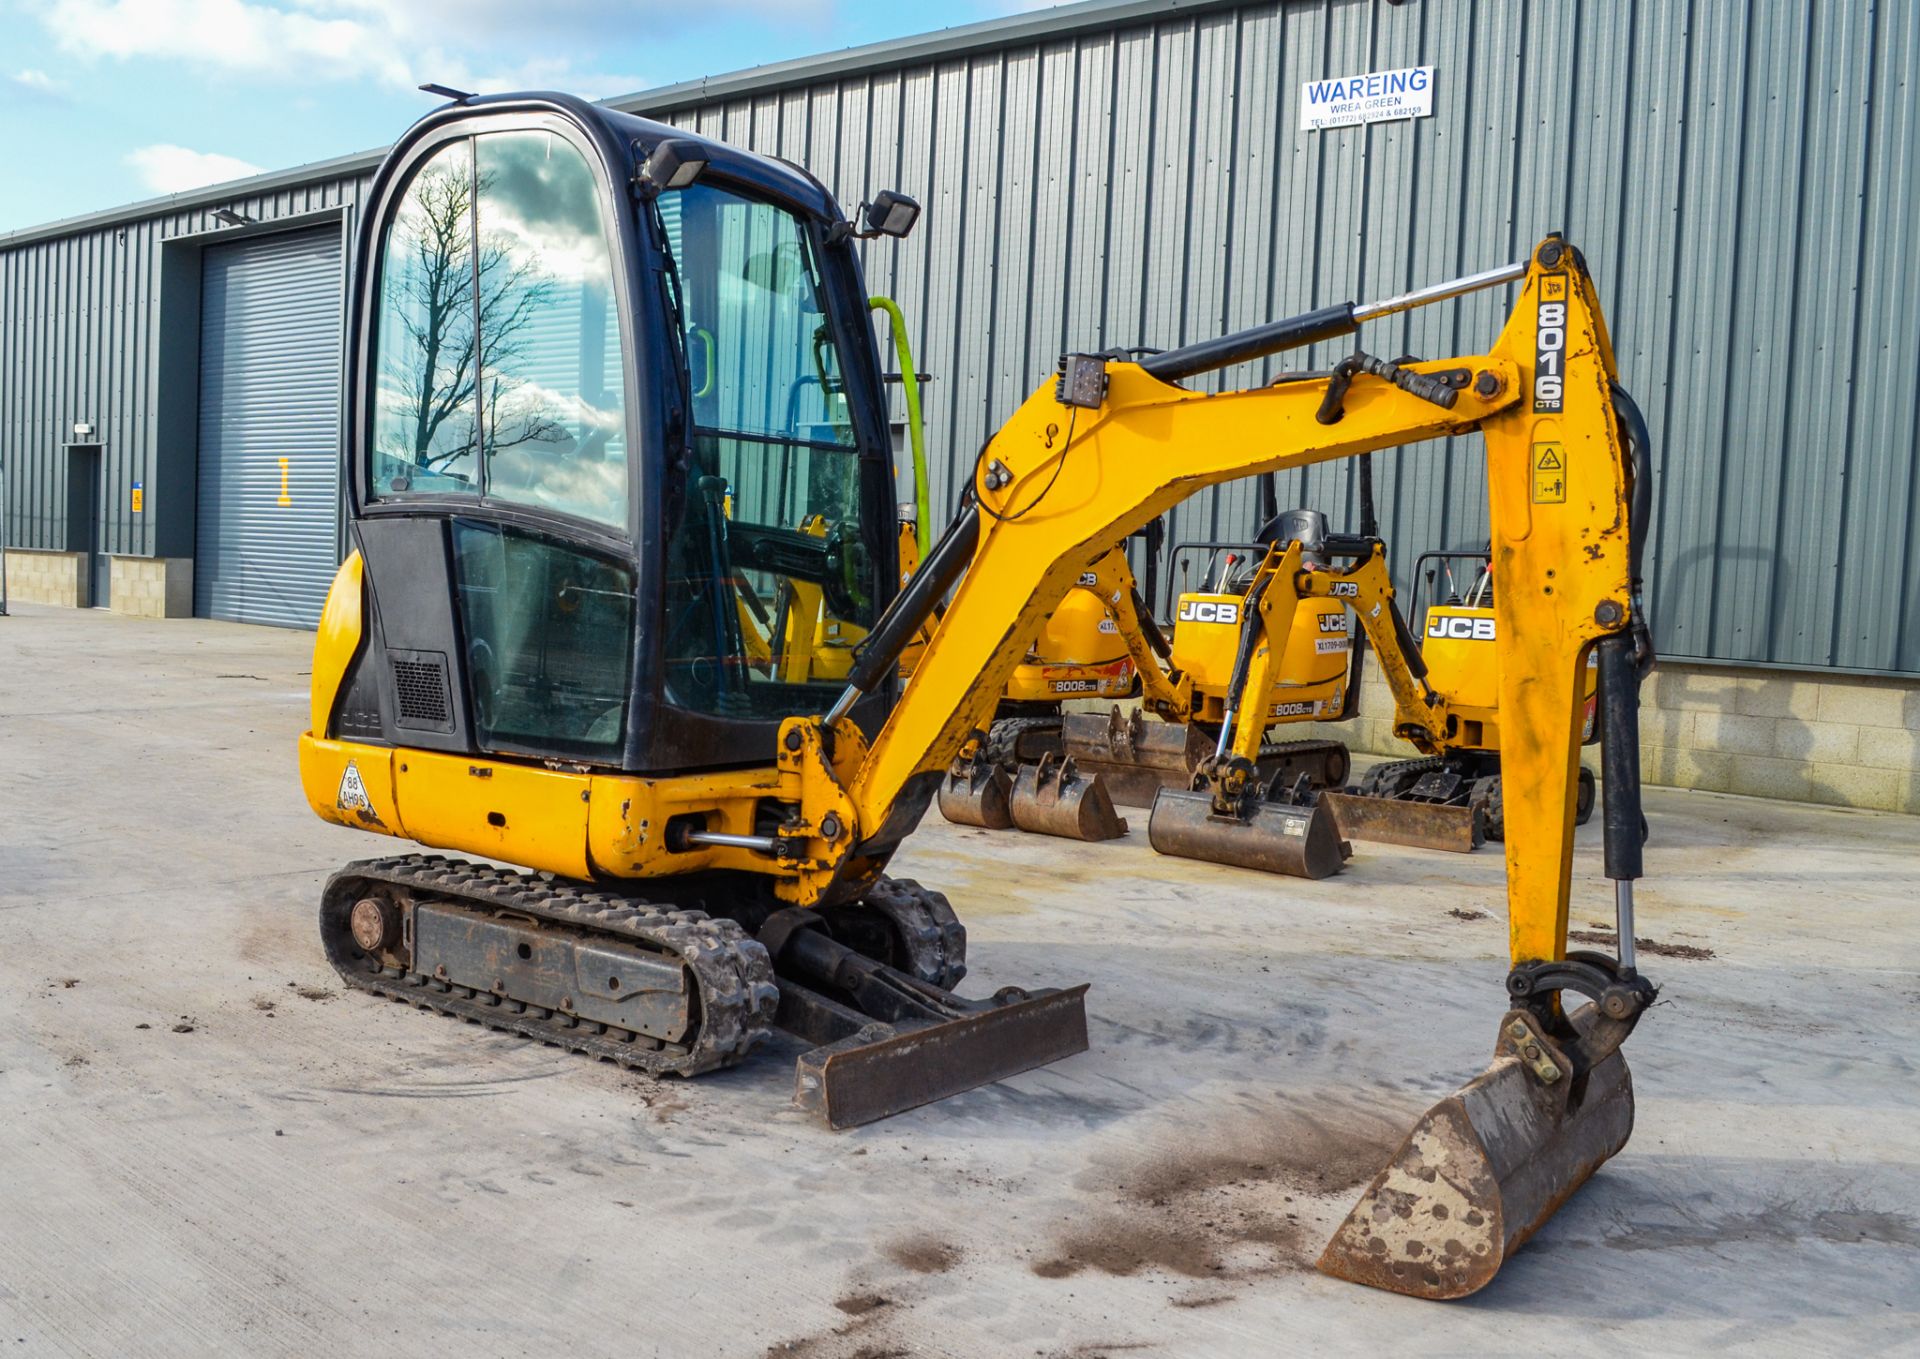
top-left (1145, 787), bottom-right (1350, 878)
top-left (1317, 1005), bottom-right (1635, 1298)
top-left (1008, 753), bottom-right (1129, 841)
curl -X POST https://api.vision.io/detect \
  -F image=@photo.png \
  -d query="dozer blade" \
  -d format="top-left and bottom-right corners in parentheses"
top-left (1318, 1006), bottom-right (1634, 1298)
top-left (937, 753), bottom-right (1015, 829)
top-left (1008, 753), bottom-right (1128, 841)
top-left (790, 983), bottom-right (1091, 1129)
top-left (1146, 787), bottom-right (1349, 878)
top-left (1320, 791), bottom-right (1488, 854)
top-left (764, 915), bottom-right (1090, 1129)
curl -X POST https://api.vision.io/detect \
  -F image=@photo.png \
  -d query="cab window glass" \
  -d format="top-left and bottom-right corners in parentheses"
top-left (369, 129), bottom-right (628, 528)
top-left (654, 183), bottom-right (878, 719)
top-left (452, 521), bottom-right (634, 760)
top-left (370, 138), bottom-right (480, 493)
top-left (473, 131), bottom-right (628, 527)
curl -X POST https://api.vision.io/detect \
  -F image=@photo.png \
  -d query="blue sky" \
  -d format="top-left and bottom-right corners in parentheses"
top-left (0, 0), bottom-right (1048, 233)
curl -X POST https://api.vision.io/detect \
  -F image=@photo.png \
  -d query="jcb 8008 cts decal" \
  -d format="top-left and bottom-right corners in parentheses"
top-left (1534, 273), bottom-right (1567, 413)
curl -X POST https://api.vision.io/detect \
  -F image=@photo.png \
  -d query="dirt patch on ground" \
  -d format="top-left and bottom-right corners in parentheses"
top-left (1030, 1097), bottom-right (1409, 1285)
top-left (765, 1293), bottom-right (910, 1359)
top-left (290, 984), bottom-right (336, 1001)
top-left (1447, 908), bottom-right (1488, 921)
top-left (1569, 928), bottom-right (1715, 961)
top-left (882, 1236), bottom-right (960, 1275)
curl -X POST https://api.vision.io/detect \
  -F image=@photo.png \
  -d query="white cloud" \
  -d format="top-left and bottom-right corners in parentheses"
top-left (43, 0), bottom-right (412, 85)
top-left (35, 0), bottom-right (820, 93)
top-left (10, 68), bottom-right (69, 95)
top-left (125, 143), bottom-right (266, 193)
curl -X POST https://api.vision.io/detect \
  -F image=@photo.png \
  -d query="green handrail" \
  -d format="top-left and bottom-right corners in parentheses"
top-left (868, 295), bottom-right (930, 557)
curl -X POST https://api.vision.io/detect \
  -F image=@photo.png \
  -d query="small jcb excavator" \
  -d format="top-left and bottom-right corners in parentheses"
top-left (1321, 544), bottom-right (1601, 850)
top-left (937, 533), bottom-right (1356, 864)
top-left (299, 93), bottom-right (1658, 1299)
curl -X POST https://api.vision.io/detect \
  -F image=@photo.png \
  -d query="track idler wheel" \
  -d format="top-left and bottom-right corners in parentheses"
top-left (1319, 957), bottom-right (1657, 1298)
top-left (1007, 753), bottom-right (1128, 841)
top-left (937, 739), bottom-right (1015, 829)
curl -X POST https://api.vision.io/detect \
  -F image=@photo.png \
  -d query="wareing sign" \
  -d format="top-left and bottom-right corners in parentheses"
top-left (1301, 65), bottom-right (1435, 132)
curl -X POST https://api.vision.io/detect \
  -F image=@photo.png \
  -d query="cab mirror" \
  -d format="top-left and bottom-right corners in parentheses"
top-left (861, 191), bottom-right (920, 239)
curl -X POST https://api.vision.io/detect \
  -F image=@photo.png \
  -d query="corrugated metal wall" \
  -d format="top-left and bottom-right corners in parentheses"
top-left (3, 0), bottom-right (1918, 674)
top-left (646, 0), bottom-right (1920, 675)
top-left (0, 176), bottom-right (369, 561)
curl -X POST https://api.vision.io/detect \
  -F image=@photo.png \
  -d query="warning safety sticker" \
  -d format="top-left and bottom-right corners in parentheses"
top-left (1532, 442), bottom-right (1567, 504)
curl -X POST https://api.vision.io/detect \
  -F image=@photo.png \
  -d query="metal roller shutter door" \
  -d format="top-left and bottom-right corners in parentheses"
top-left (195, 225), bottom-right (343, 627)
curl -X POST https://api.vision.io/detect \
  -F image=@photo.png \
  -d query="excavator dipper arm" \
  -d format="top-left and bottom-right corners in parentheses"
top-left (797, 241), bottom-right (1658, 1298)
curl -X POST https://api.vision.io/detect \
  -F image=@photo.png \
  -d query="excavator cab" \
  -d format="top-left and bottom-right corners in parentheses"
top-left (304, 95), bottom-right (1089, 1131)
top-left (328, 96), bottom-right (902, 789)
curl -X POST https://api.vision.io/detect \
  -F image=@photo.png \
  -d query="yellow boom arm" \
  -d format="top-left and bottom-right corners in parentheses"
top-left (798, 243), bottom-right (1633, 974)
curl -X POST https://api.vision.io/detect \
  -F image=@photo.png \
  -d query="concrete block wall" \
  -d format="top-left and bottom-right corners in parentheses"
top-left (2, 549), bottom-right (84, 607)
top-left (1279, 652), bottom-right (1920, 814)
top-left (109, 556), bottom-right (193, 619)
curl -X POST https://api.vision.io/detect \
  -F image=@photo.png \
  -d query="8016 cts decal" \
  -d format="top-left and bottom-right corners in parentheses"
top-left (1534, 274), bottom-right (1567, 413)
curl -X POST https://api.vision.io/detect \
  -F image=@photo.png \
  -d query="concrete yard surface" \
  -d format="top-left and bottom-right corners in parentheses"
top-left (1, 603), bottom-right (1916, 1357)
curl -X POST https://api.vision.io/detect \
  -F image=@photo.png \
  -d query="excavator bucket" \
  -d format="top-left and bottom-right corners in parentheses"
top-left (1061, 708), bottom-right (1350, 809)
top-left (1008, 752), bottom-right (1128, 841)
top-left (1318, 1006), bottom-right (1635, 1298)
top-left (937, 747), bottom-right (1015, 829)
top-left (1059, 708), bottom-right (1207, 806)
top-left (1319, 791), bottom-right (1488, 854)
top-left (1146, 787), bottom-right (1349, 878)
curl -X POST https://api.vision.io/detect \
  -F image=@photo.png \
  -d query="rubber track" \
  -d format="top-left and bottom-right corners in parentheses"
top-left (857, 876), bottom-right (967, 990)
top-left (1259, 738), bottom-right (1351, 788)
top-left (320, 854), bottom-right (781, 1078)
top-left (986, 716), bottom-right (1063, 774)
top-left (1355, 755), bottom-right (1446, 799)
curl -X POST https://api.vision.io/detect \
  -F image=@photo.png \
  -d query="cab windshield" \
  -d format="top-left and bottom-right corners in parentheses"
top-left (654, 182), bottom-right (879, 719)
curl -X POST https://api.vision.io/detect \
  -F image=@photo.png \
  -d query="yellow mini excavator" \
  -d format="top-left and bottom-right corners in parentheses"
top-left (299, 93), bottom-right (1658, 1299)
top-left (937, 533), bottom-right (1357, 864)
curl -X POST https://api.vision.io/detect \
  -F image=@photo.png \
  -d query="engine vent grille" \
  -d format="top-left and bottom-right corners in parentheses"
top-left (390, 650), bottom-right (453, 732)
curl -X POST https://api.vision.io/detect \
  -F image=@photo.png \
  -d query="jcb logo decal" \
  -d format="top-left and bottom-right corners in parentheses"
top-left (1330, 581), bottom-right (1359, 598)
top-left (1428, 616), bottom-right (1496, 641)
top-left (1076, 571), bottom-right (1098, 587)
top-left (1177, 601), bottom-right (1240, 625)
top-left (1535, 274), bottom-right (1567, 413)
top-left (1318, 613), bottom-right (1348, 634)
